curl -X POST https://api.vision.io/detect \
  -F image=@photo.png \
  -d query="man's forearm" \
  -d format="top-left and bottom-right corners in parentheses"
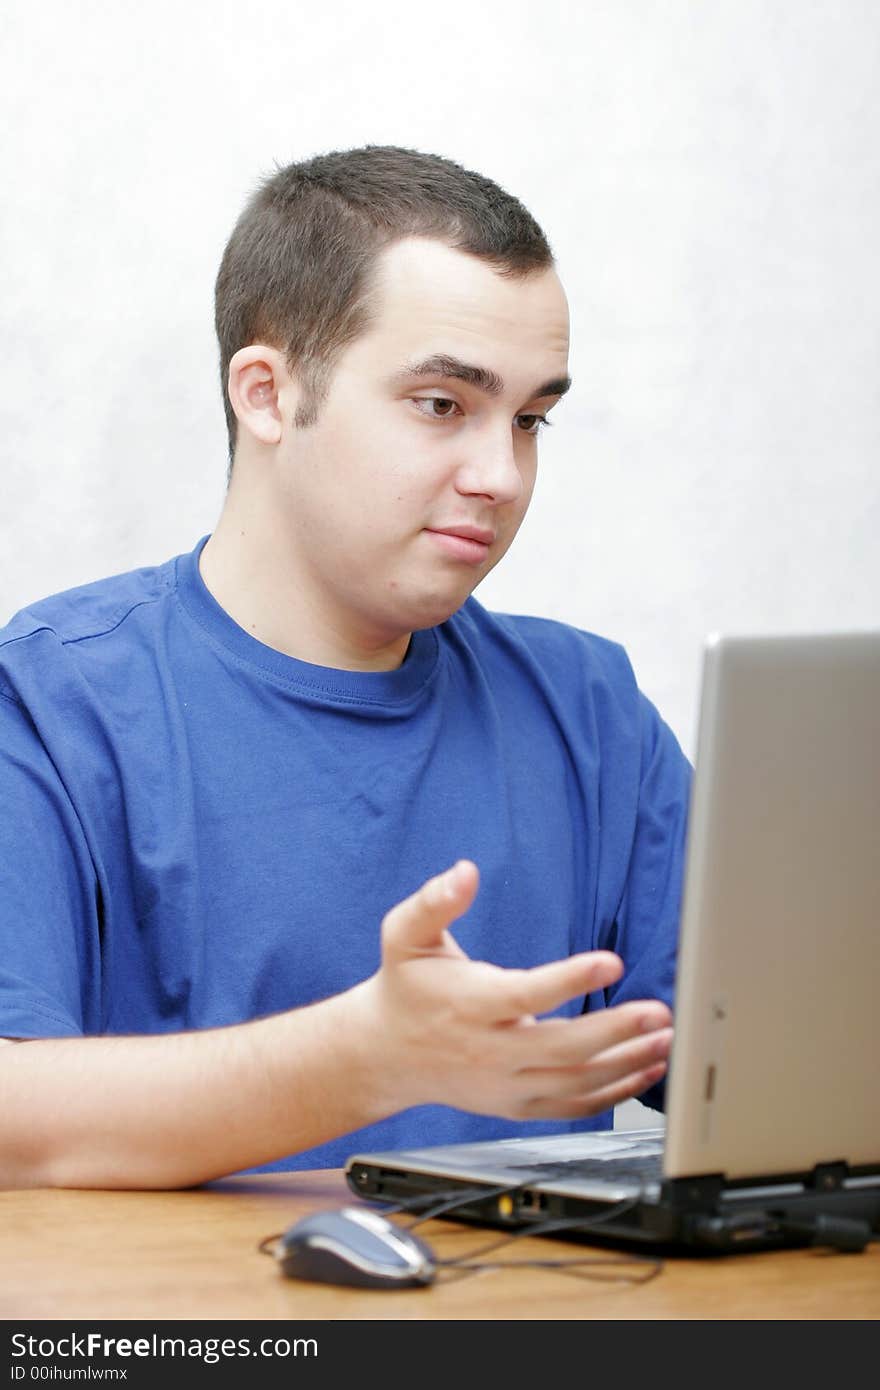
top-left (0, 864), bottom-right (674, 1191)
top-left (0, 980), bottom-right (386, 1190)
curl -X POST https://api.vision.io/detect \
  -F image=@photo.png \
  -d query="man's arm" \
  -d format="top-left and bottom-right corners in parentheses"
top-left (0, 861), bottom-right (672, 1189)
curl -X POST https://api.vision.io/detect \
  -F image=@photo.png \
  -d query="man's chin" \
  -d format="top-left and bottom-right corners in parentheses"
top-left (397, 586), bottom-right (477, 633)
top-left (392, 592), bottom-right (469, 636)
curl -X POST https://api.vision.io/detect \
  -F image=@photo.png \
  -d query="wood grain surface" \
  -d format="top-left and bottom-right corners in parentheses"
top-left (1, 1170), bottom-right (877, 1321)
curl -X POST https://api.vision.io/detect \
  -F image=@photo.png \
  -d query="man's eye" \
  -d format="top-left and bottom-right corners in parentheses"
top-left (411, 399), bottom-right (551, 434)
top-left (516, 414), bottom-right (550, 435)
top-left (412, 397), bottom-right (461, 419)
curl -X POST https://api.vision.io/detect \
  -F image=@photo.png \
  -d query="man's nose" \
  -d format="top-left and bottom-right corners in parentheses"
top-left (454, 426), bottom-right (525, 505)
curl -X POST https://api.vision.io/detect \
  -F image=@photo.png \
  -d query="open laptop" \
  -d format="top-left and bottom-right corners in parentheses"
top-left (346, 632), bottom-right (880, 1253)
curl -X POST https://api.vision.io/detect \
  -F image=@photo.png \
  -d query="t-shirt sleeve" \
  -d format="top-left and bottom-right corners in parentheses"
top-left (603, 691), bottom-right (693, 1112)
top-left (0, 689), bottom-right (95, 1038)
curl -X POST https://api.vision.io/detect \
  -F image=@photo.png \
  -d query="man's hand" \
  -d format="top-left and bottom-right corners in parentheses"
top-left (358, 859), bottom-right (673, 1121)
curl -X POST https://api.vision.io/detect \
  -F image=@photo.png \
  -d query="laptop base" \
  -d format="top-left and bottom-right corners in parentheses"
top-left (345, 1156), bottom-right (880, 1255)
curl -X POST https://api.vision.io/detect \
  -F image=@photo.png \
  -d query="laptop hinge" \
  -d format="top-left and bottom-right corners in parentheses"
top-left (806, 1160), bottom-right (849, 1191)
top-left (659, 1174), bottom-right (725, 1211)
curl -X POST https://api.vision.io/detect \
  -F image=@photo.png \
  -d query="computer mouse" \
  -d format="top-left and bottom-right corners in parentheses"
top-left (277, 1206), bottom-right (437, 1289)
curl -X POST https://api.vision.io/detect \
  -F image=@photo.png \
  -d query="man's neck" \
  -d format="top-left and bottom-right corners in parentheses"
top-left (198, 502), bottom-right (411, 674)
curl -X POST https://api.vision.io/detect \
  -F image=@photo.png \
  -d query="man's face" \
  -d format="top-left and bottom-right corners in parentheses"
top-left (274, 236), bottom-right (571, 642)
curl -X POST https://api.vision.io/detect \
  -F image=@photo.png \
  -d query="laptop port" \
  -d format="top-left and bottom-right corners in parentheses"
top-left (516, 1190), bottom-right (548, 1216)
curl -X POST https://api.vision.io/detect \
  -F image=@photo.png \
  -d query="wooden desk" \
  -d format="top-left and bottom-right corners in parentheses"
top-left (1, 1170), bottom-right (877, 1321)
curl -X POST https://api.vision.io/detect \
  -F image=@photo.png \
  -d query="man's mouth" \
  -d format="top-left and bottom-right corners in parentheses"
top-left (423, 525), bottom-right (495, 565)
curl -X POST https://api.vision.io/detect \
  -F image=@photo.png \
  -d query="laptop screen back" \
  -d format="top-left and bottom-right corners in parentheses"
top-left (664, 632), bottom-right (880, 1181)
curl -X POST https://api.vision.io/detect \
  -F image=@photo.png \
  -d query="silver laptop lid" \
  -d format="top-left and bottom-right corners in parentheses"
top-left (664, 632), bottom-right (880, 1181)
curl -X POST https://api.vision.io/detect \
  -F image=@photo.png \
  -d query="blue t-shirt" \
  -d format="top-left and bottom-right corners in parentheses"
top-left (0, 536), bottom-right (691, 1171)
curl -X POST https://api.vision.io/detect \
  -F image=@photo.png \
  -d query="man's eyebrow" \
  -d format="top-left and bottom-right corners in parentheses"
top-left (390, 353), bottom-right (572, 401)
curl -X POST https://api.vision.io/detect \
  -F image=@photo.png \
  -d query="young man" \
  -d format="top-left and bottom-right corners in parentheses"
top-left (0, 146), bottom-right (690, 1189)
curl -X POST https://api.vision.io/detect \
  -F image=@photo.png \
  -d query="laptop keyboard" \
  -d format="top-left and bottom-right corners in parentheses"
top-left (506, 1151), bottom-right (663, 1186)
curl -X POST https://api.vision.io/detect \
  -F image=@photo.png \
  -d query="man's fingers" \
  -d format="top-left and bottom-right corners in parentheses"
top-left (510, 997), bottom-right (672, 1068)
top-left (381, 860), bottom-right (479, 958)
top-left (517, 1027), bottom-right (673, 1097)
top-left (513, 1062), bottom-right (670, 1121)
top-left (493, 951), bottom-right (624, 1022)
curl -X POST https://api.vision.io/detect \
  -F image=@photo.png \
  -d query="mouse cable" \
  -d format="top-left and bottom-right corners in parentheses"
top-left (255, 1179), bottom-right (537, 1259)
top-left (256, 1186), bottom-right (664, 1286)
top-left (253, 1181), bottom-right (519, 1260)
top-left (255, 1178), bottom-right (520, 1255)
top-left (431, 1193), bottom-right (663, 1284)
top-left (435, 1251), bottom-right (663, 1287)
top-left (393, 1178), bottom-right (645, 1247)
top-left (257, 1232), bottom-right (284, 1257)
top-left (388, 1184), bottom-right (664, 1286)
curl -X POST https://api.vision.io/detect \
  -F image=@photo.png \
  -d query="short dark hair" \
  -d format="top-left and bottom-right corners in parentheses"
top-left (214, 145), bottom-right (554, 474)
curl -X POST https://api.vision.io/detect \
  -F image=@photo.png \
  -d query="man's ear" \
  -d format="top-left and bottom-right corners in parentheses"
top-left (227, 345), bottom-right (289, 447)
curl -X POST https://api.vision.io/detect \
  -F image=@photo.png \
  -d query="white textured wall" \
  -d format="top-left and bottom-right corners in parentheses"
top-left (4, 0), bottom-right (878, 755)
top-left (3, 2), bottom-right (879, 1122)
